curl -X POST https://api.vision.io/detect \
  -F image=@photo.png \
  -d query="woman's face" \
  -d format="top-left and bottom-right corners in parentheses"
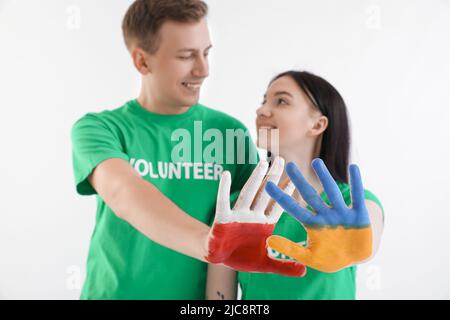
top-left (256, 76), bottom-right (326, 154)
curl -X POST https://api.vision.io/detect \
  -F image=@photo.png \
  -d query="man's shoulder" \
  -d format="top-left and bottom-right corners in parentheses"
top-left (72, 101), bottom-right (132, 128)
top-left (196, 104), bottom-right (249, 130)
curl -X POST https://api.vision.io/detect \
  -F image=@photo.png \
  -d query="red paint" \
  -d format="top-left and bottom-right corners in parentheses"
top-left (206, 222), bottom-right (306, 277)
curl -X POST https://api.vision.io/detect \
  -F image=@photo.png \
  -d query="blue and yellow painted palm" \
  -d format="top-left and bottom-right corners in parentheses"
top-left (265, 159), bottom-right (372, 273)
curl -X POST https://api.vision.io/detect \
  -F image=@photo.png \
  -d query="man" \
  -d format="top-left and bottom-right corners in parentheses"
top-left (71, 0), bottom-right (303, 300)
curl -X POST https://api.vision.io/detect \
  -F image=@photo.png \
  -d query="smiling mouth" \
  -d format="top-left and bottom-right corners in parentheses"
top-left (258, 126), bottom-right (278, 130)
top-left (182, 82), bottom-right (202, 89)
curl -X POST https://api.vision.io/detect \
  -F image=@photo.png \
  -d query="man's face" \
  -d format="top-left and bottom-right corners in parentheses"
top-left (146, 18), bottom-right (212, 109)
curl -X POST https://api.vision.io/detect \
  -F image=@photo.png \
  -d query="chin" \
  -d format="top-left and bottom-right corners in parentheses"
top-left (256, 138), bottom-right (268, 150)
top-left (180, 96), bottom-right (200, 107)
top-left (257, 139), bottom-right (276, 151)
top-left (257, 133), bottom-right (279, 149)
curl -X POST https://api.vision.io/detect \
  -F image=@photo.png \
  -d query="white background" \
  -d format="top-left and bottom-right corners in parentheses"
top-left (0, 0), bottom-right (449, 299)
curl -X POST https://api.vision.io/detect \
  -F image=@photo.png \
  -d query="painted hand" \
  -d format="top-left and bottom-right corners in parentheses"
top-left (206, 157), bottom-right (306, 277)
top-left (265, 159), bottom-right (372, 273)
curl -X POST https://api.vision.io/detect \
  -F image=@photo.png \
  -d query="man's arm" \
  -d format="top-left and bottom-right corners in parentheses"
top-left (88, 158), bottom-right (210, 262)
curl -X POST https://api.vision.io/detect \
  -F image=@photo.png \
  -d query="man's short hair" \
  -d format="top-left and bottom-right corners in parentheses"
top-left (122, 0), bottom-right (208, 54)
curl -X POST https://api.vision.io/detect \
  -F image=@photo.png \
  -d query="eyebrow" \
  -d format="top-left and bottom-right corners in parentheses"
top-left (264, 91), bottom-right (294, 99)
top-left (177, 45), bottom-right (213, 53)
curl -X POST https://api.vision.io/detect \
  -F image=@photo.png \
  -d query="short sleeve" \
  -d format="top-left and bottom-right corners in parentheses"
top-left (71, 113), bottom-right (130, 195)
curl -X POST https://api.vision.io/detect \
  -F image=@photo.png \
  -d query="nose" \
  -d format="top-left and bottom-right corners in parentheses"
top-left (256, 103), bottom-right (272, 118)
top-left (192, 55), bottom-right (209, 78)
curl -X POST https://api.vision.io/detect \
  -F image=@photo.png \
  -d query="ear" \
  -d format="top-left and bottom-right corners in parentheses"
top-left (309, 116), bottom-right (328, 137)
top-left (131, 47), bottom-right (152, 75)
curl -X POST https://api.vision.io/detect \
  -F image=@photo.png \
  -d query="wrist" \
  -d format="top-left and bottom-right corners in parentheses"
top-left (198, 227), bottom-right (211, 262)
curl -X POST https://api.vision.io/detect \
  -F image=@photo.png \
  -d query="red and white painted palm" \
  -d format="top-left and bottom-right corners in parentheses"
top-left (205, 157), bottom-right (306, 277)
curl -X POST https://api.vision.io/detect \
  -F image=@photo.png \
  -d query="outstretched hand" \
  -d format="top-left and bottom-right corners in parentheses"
top-left (265, 159), bottom-right (372, 273)
top-left (205, 157), bottom-right (306, 277)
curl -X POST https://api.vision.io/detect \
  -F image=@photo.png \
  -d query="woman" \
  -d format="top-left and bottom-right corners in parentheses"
top-left (207, 70), bottom-right (384, 300)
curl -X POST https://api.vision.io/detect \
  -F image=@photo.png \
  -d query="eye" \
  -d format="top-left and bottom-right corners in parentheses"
top-left (277, 98), bottom-right (288, 106)
top-left (261, 99), bottom-right (267, 105)
top-left (178, 55), bottom-right (194, 60)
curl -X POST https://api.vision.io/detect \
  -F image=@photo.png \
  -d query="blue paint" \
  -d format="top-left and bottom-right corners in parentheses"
top-left (265, 159), bottom-right (370, 229)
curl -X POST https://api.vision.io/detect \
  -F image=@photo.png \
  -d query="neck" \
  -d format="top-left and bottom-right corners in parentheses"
top-left (138, 80), bottom-right (190, 115)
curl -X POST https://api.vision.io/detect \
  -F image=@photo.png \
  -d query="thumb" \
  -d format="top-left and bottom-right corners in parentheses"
top-left (267, 235), bottom-right (312, 266)
top-left (215, 171), bottom-right (231, 224)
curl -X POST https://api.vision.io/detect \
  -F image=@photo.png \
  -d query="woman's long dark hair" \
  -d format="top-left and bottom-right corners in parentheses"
top-left (269, 71), bottom-right (351, 183)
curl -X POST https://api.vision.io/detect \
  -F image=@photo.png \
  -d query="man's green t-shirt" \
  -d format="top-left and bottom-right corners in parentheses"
top-left (238, 182), bottom-right (383, 300)
top-left (71, 99), bottom-right (258, 300)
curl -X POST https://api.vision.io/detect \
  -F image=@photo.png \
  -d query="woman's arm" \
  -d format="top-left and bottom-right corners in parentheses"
top-left (206, 264), bottom-right (238, 300)
top-left (365, 200), bottom-right (384, 260)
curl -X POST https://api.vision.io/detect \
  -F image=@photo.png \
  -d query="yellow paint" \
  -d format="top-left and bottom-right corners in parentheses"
top-left (267, 226), bottom-right (372, 273)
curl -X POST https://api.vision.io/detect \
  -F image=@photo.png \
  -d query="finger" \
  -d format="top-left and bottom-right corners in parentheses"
top-left (249, 163), bottom-right (283, 210)
top-left (234, 161), bottom-right (269, 210)
top-left (267, 235), bottom-right (312, 266)
top-left (349, 164), bottom-right (365, 210)
top-left (266, 181), bottom-right (295, 224)
top-left (265, 181), bottom-right (317, 226)
top-left (215, 171), bottom-right (231, 223)
top-left (253, 157), bottom-right (285, 212)
top-left (264, 177), bottom-right (291, 216)
top-left (264, 255), bottom-right (307, 277)
top-left (311, 159), bottom-right (346, 210)
top-left (286, 162), bottom-right (327, 212)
